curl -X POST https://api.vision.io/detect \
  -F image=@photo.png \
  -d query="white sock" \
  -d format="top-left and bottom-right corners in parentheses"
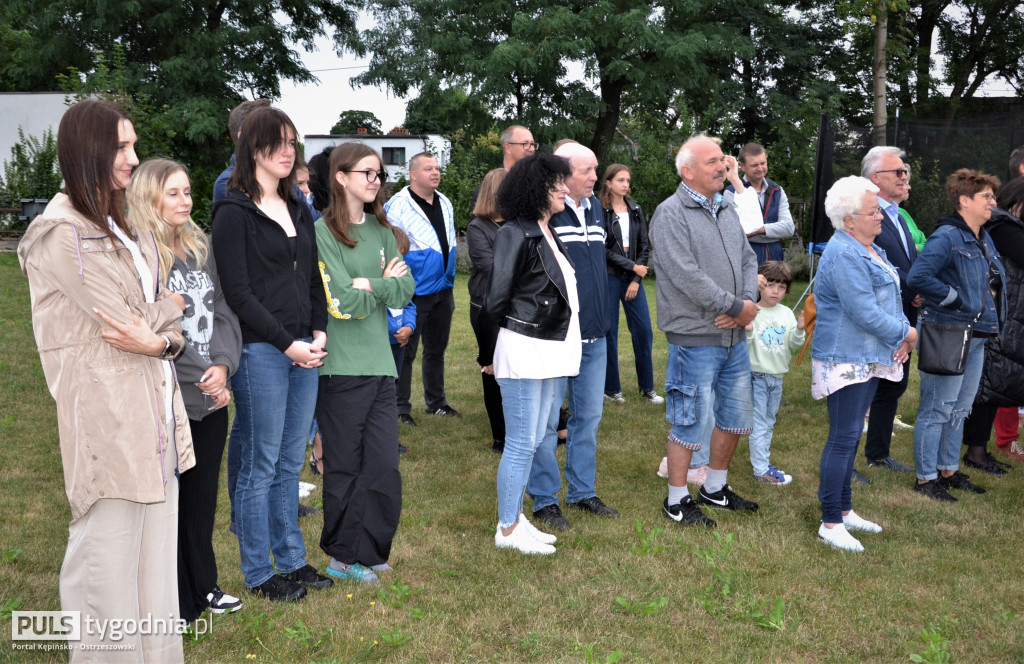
top-left (667, 484), bottom-right (689, 505)
top-left (704, 469), bottom-right (728, 494)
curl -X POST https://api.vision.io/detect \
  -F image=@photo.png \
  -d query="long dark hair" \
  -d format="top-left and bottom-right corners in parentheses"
top-left (996, 178), bottom-right (1024, 219)
top-left (227, 106), bottom-right (298, 203)
top-left (598, 163), bottom-right (631, 211)
top-left (57, 100), bottom-right (132, 237)
top-left (322, 143), bottom-right (390, 248)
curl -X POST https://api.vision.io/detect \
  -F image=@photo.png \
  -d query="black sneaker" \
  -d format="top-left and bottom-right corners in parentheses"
top-left (696, 484), bottom-right (759, 511)
top-left (249, 575), bottom-right (307, 602)
top-left (427, 404), bottom-right (461, 417)
top-left (962, 454), bottom-right (1007, 476)
top-left (491, 439), bottom-right (504, 454)
top-left (663, 496), bottom-right (716, 527)
top-left (867, 456), bottom-right (914, 472)
top-left (281, 564), bottom-right (334, 590)
top-left (297, 504), bottom-right (322, 518)
top-left (851, 469), bottom-right (871, 484)
top-left (938, 471), bottom-right (986, 494)
top-left (398, 443), bottom-right (408, 454)
top-left (206, 586), bottom-right (243, 614)
top-left (398, 413), bottom-right (417, 426)
top-left (567, 496), bottom-right (619, 516)
top-left (913, 480), bottom-right (957, 502)
top-left (532, 504), bottom-right (571, 531)
top-left (986, 452), bottom-right (1012, 471)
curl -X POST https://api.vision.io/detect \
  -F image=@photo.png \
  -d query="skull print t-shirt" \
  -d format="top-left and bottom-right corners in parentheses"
top-left (168, 253), bottom-right (215, 361)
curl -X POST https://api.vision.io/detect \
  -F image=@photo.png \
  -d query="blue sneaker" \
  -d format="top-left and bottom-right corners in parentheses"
top-left (325, 561), bottom-right (380, 585)
top-left (754, 465), bottom-right (792, 485)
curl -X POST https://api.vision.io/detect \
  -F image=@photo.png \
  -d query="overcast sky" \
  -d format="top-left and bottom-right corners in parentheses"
top-left (277, 14), bottom-right (409, 141)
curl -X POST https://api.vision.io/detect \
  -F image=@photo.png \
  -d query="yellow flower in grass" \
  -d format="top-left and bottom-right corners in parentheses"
top-left (347, 593), bottom-right (353, 599)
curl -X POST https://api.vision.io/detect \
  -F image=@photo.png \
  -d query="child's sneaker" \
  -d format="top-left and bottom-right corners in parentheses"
top-left (754, 465), bottom-right (792, 485)
top-left (326, 560), bottom-right (380, 585)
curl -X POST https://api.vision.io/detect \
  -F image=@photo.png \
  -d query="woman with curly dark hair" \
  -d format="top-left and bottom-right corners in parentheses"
top-left (479, 153), bottom-right (579, 555)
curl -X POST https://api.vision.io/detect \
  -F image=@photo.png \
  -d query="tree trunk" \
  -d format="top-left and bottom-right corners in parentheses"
top-left (872, 1), bottom-right (888, 146)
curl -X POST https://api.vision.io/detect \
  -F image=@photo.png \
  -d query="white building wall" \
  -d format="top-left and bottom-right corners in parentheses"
top-left (303, 133), bottom-right (451, 184)
top-left (0, 93), bottom-right (68, 167)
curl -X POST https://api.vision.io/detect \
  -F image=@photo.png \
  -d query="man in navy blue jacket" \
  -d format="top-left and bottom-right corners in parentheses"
top-left (724, 143), bottom-right (795, 264)
top-left (861, 146), bottom-right (921, 472)
top-left (529, 142), bottom-right (620, 530)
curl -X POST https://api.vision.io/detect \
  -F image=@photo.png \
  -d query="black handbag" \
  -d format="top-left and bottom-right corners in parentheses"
top-left (917, 320), bottom-right (973, 376)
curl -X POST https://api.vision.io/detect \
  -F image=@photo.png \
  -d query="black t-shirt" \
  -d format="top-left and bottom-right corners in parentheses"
top-left (409, 188), bottom-right (450, 270)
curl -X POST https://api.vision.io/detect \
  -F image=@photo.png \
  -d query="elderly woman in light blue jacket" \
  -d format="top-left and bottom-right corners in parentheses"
top-left (812, 176), bottom-right (917, 552)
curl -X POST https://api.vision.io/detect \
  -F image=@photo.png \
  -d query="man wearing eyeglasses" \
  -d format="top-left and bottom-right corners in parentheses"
top-left (860, 146), bottom-right (921, 473)
top-left (501, 126), bottom-right (537, 170)
top-left (385, 152), bottom-right (460, 425)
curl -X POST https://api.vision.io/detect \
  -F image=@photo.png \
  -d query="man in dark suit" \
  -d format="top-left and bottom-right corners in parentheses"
top-left (860, 146), bottom-right (922, 472)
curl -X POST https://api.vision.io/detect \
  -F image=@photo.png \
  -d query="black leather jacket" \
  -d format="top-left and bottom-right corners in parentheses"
top-left (605, 199), bottom-right (650, 283)
top-left (478, 217), bottom-right (573, 366)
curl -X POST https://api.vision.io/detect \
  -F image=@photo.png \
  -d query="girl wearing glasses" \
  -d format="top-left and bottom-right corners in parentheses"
top-left (314, 144), bottom-right (414, 584)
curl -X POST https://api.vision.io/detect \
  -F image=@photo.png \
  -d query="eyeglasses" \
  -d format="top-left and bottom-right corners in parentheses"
top-left (974, 192), bottom-right (996, 201)
top-left (342, 169), bottom-right (388, 183)
top-left (874, 168), bottom-right (909, 178)
top-left (851, 207), bottom-right (883, 217)
top-left (508, 141), bottom-right (539, 150)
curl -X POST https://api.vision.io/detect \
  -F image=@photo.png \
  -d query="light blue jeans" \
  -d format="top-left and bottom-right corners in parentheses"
top-left (496, 376), bottom-right (567, 528)
top-left (529, 338), bottom-right (606, 510)
top-left (913, 336), bottom-right (987, 481)
top-left (749, 372), bottom-right (784, 476)
top-left (665, 343), bottom-right (753, 449)
top-left (232, 341), bottom-right (318, 587)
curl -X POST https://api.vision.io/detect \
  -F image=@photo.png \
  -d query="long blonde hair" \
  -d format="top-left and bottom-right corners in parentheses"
top-left (127, 158), bottom-right (209, 285)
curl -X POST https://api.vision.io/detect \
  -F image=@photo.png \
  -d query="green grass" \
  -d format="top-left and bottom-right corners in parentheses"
top-left (1, 250), bottom-right (1023, 663)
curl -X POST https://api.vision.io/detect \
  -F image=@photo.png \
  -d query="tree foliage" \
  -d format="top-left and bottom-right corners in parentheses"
top-left (403, 83), bottom-right (496, 137)
top-left (0, 0), bottom-right (360, 224)
top-left (330, 110), bottom-right (383, 135)
top-left (0, 128), bottom-right (61, 230)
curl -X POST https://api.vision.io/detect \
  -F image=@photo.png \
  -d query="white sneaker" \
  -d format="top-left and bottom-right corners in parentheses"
top-left (657, 457), bottom-right (669, 478)
top-left (518, 513), bottom-right (557, 544)
top-left (641, 390), bottom-right (665, 404)
top-left (604, 392), bottom-right (626, 403)
top-left (495, 523), bottom-right (556, 554)
top-left (842, 510), bottom-right (882, 533)
top-left (818, 523), bottom-right (864, 552)
top-left (892, 416), bottom-right (914, 431)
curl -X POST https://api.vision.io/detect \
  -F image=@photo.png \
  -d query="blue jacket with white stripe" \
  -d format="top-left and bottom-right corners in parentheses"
top-left (550, 195), bottom-right (609, 339)
top-left (384, 186), bottom-right (457, 296)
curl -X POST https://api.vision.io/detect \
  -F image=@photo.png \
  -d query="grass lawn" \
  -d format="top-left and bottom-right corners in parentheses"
top-left (1, 250), bottom-right (1022, 663)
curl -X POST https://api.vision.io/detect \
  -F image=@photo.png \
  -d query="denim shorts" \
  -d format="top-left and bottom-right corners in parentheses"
top-left (665, 343), bottom-right (753, 449)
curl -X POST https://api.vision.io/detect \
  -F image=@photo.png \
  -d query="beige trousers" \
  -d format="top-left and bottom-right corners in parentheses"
top-left (61, 434), bottom-right (183, 663)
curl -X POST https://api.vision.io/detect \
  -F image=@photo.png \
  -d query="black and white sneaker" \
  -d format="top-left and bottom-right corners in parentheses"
top-left (427, 405), bottom-right (461, 417)
top-left (696, 484), bottom-right (759, 511)
top-left (663, 496), bottom-right (716, 527)
top-left (206, 586), bottom-right (243, 614)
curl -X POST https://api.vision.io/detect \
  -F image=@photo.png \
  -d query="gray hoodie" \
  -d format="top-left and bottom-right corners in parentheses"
top-left (169, 250), bottom-right (242, 421)
top-left (650, 183), bottom-right (758, 347)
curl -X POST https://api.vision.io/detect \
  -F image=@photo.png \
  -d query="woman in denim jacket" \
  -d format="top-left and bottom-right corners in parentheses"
top-left (812, 176), bottom-right (915, 552)
top-left (907, 169), bottom-right (1005, 500)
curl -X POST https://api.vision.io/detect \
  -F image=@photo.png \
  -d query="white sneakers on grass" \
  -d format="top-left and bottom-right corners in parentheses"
top-left (843, 510), bottom-right (882, 533)
top-left (819, 510), bottom-right (882, 552)
top-left (495, 515), bottom-right (557, 554)
top-left (818, 523), bottom-right (864, 552)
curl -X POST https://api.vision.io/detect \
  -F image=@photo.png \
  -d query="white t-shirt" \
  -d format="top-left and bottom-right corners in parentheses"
top-left (617, 211), bottom-right (630, 253)
top-left (493, 230), bottom-right (582, 379)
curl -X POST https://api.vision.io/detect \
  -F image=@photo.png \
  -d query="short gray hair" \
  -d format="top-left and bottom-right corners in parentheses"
top-left (861, 146), bottom-right (905, 178)
top-left (825, 176), bottom-right (879, 230)
top-left (554, 141), bottom-right (595, 168)
top-left (501, 125), bottom-right (529, 147)
top-left (674, 135), bottom-right (719, 177)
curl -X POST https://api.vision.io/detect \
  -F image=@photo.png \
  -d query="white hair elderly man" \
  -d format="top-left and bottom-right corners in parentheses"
top-left (528, 141), bottom-right (620, 531)
top-left (859, 146), bottom-right (920, 474)
top-left (650, 135), bottom-right (761, 528)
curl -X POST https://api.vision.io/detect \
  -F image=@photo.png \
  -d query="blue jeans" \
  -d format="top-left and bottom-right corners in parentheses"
top-left (749, 372), bottom-right (784, 476)
top-left (232, 341), bottom-right (318, 587)
top-left (665, 343), bottom-right (753, 449)
top-left (604, 274), bottom-right (655, 394)
top-left (529, 338), bottom-right (606, 510)
top-left (496, 376), bottom-right (567, 528)
top-left (913, 336), bottom-right (986, 481)
top-left (818, 377), bottom-right (879, 523)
